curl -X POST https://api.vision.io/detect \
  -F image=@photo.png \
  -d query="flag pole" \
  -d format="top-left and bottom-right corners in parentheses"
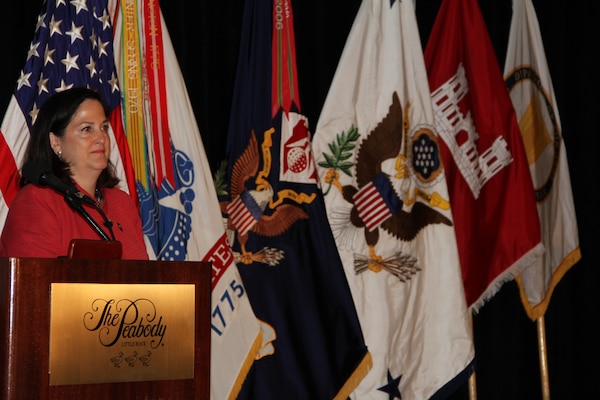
top-left (537, 316), bottom-right (551, 399)
top-left (467, 317), bottom-right (551, 400)
top-left (468, 372), bottom-right (477, 400)
top-left (468, 310), bottom-right (477, 400)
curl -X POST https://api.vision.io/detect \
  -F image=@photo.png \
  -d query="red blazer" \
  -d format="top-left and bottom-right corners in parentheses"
top-left (0, 183), bottom-right (148, 260)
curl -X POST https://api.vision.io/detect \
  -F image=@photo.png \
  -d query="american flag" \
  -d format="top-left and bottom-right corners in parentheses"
top-left (352, 173), bottom-right (402, 232)
top-left (226, 190), bottom-right (261, 236)
top-left (0, 0), bottom-right (136, 228)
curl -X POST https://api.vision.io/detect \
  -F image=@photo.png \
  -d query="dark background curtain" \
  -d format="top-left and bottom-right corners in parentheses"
top-left (1, 1), bottom-right (598, 399)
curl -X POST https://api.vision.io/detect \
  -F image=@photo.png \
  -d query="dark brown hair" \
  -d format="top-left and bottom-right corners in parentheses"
top-left (21, 87), bottom-right (120, 189)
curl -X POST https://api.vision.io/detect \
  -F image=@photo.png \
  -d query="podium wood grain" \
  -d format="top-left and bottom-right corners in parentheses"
top-left (0, 257), bottom-right (211, 400)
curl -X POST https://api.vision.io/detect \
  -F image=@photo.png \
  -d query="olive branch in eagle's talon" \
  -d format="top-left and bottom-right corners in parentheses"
top-left (317, 125), bottom-right (360, 195)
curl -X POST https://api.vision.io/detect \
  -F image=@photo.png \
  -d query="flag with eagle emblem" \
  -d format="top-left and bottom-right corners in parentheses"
top-left (221, 0), bottom-right (372, 398)
top-left (311, 0), bottom-right (475, 398)
top-left (109, 1), bottom-right (262, 399)
top-left (503, 0), bottom-right (581, 320)
top-left (423, 0), bottom-right (544, 311)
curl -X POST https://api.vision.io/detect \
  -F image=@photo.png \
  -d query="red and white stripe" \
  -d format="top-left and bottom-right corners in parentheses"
top-left (352, 182), bottom-right (392, 231)
top-left (227, 195), bottom-right (258, 236)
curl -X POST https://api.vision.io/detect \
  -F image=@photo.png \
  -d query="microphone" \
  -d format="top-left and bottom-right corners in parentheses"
top-left (22, 161), bottom-right (97, 206)
top-left (21, 160), bottom-right (114, 241)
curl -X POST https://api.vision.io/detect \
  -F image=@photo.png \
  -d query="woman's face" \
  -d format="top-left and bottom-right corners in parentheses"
top-left (50, 98), bottom-right (111, 186)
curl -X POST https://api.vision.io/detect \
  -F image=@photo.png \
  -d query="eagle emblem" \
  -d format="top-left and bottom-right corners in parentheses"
top-left (220, 129), bottom-right (310, 265)
top-left (319, 92), bottom-right (452, 280)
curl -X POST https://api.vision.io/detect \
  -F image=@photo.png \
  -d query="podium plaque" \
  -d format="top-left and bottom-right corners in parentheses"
top-left (0, 257), bottom-right (211, 400)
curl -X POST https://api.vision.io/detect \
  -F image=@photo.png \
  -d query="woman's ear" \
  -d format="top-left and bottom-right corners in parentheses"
top-left (49, 132), bottom-right (60, 154)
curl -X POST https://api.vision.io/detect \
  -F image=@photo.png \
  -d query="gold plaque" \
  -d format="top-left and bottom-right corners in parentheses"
top-left (49, 283), bottom-right (195, 385)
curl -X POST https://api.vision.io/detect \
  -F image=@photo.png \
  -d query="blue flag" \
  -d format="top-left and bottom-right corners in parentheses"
top-left (222, 0), bottom-right (371, 398)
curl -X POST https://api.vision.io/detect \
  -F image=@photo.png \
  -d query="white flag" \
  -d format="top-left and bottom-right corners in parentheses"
top-left (312, 0), bottom-right (474, 398)
top-left (110, 1), bottom-right (261, 398)
top-left (504, 0), bottom-right (581, 320)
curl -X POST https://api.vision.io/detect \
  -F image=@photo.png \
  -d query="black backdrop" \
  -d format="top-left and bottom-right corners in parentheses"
top-left (1, 1), bottom-right (598, 399)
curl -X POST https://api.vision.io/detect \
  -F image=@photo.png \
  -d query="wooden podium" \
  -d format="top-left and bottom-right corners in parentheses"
top-left (0, 257), bottom-right (211, 400)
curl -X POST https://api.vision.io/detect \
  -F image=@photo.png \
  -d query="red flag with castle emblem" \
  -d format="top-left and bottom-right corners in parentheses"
top-left (424, 0), bottom-right (544, 311)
